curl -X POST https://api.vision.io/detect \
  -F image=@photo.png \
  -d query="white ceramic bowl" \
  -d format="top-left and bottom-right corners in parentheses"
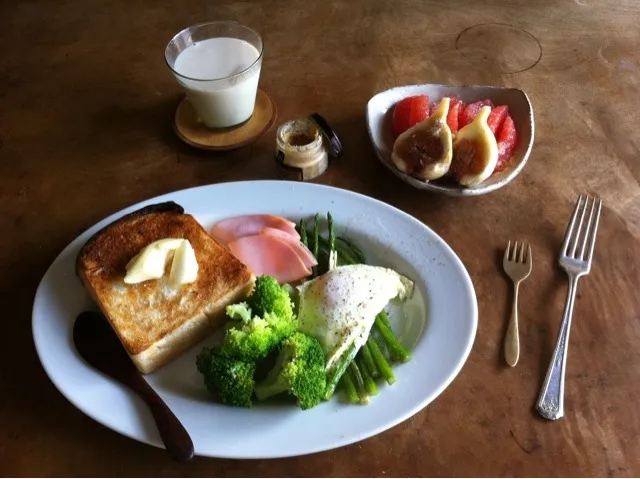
top-left (366, 83), bottom-right (534, 196)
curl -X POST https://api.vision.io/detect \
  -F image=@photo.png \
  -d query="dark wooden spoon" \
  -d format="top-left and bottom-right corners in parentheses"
top-left (73, 311), bottom-right (194, 463)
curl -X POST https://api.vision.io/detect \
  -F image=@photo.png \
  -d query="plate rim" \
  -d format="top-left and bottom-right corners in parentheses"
top-left (366, 83), bottom-right (535, 197)
top-left (32, 180), bottom-right (478, 458)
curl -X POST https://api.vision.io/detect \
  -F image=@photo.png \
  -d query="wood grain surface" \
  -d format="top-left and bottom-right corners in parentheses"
top-left (1, 0), bottom-right (639, 476)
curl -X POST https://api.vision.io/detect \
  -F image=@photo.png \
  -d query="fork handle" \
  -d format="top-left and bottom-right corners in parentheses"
top-left (504, 281), bottom-right (520, 366)
top-left (536, 274), bottom-right (579, 420)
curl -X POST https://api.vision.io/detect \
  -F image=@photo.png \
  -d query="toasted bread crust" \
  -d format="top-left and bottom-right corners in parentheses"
top-left (76, 202), bottom-right (254, 372)
top-left (76, 201), bottom-right (184, 277)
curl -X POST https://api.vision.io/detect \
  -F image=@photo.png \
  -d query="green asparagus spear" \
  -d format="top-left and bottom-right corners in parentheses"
top-left (375, 313), bottom-right (412, 363)
top-left (337, 236), bottom-right (367, 263)
top-left (360, 342), bottom-right (380, 379)
top-left (348, 362), bottom-right (369, 405)
top-left (340, 373), bottom-right (359, 404)
top-left (324, 343), bottom-right (358, 400)
top-left (299, 219), bottom-right (308, 247)
top-left (304, 229), bottom-right (358, 265)
top-left (377, 309), bottom-right (393, 332)
top-left (357, 357), bottom-right (379, 396)
top-left (328, 212), bottom-right (335, 250)
top-left (368, 337), bottom-right (396, 385)
top-left (327, 212), bottom-right (338, 270)
top-left (312, 214), bottom-right (320, 276)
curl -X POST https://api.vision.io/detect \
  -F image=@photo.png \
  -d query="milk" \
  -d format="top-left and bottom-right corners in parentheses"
top-left (173, 37), bottom-right (262, 128)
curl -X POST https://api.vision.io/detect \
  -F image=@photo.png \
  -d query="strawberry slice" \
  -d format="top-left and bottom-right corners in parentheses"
top-left (459, 99), bottom-right (494, 129)
top-left (494, 114), bottom-right (517, 172)
top-left (487, 105), bottom-right (509, 136)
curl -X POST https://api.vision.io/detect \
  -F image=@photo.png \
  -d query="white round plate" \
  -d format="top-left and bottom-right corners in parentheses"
top-left (32, 181), bottom-right (477, 459)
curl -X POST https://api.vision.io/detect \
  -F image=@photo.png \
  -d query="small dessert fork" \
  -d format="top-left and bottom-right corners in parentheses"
top-left (503, 241), bottom-right (532, 367)
top-left (536, 194), bottom-right (602, 420)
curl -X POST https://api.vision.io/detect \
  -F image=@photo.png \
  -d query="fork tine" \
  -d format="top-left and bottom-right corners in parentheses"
top-left (504, 240), bottom-right (511, 264)
top-left (519, 241), bottom-right (525, 263)
top-left (561, 195), bottom-right (583, 256)
top-left (578, 197), bottom-right (596, 260)
top-left (526, 243), bottom-right (532, 265)
top-left (586, 198), bottom-right (603, 264)
top-left (512, 241), bottom-right (518, 261)
top-left (570, 195), bottom-right (589, 258)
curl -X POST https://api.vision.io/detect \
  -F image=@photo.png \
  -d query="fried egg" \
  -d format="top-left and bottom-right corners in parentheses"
top-left (296, 264), bottom-right (414, 372)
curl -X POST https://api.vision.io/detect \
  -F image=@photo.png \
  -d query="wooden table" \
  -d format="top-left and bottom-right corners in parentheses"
top-left (2, 0), bottom-right (639, 476)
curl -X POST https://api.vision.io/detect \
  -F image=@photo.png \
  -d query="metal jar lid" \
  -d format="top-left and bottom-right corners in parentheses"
top-left (309, 113), bottom-right (344, 159)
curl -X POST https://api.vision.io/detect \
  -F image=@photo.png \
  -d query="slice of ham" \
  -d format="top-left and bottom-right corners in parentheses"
top-left (227, 234), bottom-right (312, 284)
top-left (211, 214), bottom-right (300, 245)
top-left (260, 226), bottom-right (318, 269)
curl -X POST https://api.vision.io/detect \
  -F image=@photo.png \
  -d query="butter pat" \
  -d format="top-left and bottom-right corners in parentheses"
top-left (169, 239), bottom-right (199, 285)
top-left (124, 238), bottom-right (198, 285)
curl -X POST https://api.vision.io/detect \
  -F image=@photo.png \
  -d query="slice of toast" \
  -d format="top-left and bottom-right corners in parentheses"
top-left (76, 202), bottom-right (255, 374)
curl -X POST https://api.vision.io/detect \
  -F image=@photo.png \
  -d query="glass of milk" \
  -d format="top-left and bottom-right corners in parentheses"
top-left (165, 21), bottom-right (263, 129)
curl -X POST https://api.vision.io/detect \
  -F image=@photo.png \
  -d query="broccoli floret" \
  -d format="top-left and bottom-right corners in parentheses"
top-left (221, 311), bottom-right (297, 361)
top-left (219, 276), bottom-right (298, 361)
top-left (246, 275), bottom-right (294, 319)
top-left (254, 332), bottom-right (326, 410)
top-left (196, 346), bottom-right (255, 408)
top-left (281, 283), bottom-right (300, 313)
top-left (226, 302), bottom-right (252, 322)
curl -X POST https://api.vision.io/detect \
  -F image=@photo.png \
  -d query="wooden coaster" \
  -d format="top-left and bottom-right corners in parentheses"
top-left (173, 89), bottom-right (277, 151)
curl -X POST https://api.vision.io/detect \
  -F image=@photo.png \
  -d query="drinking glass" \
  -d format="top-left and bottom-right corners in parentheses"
top-left (165, 21), bottom-right (263, 129)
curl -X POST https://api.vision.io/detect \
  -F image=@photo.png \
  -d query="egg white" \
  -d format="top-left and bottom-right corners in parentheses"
top-left (296, 264), bottom-right (413, 372)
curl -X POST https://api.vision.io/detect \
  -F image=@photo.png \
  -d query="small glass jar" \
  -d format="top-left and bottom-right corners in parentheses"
top-left (274, 114), bottom-right (343, 181)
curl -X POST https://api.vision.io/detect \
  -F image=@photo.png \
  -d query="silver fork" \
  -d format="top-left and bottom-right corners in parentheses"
top-left (503, 241), bottom-right (532, 367)
top-left (536, 194), bottom-right (603, 420)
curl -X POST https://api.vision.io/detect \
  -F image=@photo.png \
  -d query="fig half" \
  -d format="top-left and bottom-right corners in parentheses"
top-left (451, 106), bottom-right (499, 187)
top-left (391, 97), bottom-right (453, 181)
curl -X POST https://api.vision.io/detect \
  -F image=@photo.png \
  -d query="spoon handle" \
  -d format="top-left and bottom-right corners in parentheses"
top-left (129, 375), bottom-right (194, 462)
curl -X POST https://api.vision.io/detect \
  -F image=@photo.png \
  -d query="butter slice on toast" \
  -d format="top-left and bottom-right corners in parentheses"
top-left (76, 202), bottom-right (255, 374)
